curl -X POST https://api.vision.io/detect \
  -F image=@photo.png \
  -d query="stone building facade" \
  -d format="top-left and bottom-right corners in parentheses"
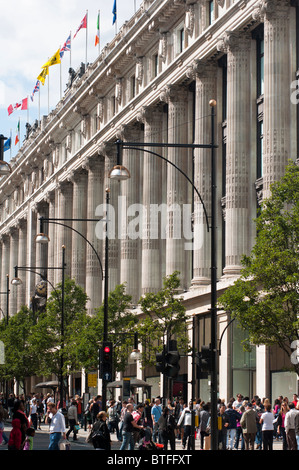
top-left (0, 0), bottom-right (298, 402)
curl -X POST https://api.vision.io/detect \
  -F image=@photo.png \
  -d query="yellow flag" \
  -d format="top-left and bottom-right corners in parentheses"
top-left (42, 49), bottom-right (61, 68)
top-left (37, 66), bottom-right (49, 85)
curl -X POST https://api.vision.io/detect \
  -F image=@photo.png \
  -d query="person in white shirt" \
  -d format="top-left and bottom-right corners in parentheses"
top-left (45, 402), bottom-right (66, 450)
top-left (260, 404), bottom-right (274, 450)
top-left (177, 402), bottom-right (193, 450)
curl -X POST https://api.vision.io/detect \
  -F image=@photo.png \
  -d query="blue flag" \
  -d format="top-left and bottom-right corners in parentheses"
top-left (3, 137), bottom-right (11, 152)
top-left (112, 0), bottom-right (117, 24)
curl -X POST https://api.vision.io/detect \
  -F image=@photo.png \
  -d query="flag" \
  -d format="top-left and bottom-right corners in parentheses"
top-left (95, 12), bottom-right (100, 46)
top-left (37, 66), bottom-right (49, 85)
top-left (31, 81), bottom-right (40, 102)
top-left (42, 49), bottom-right (61, 68)
top-left (15, 120), bottom-right (20, 146)
top-left (3, 137), bottom-right (11, 152)
top-left (60, 34), bottom-right (71, 58)
top-left (73, 13), bottom-right (87, 39)
top-left (112, 0), bottom-right (117, 25)
top-left (7, 98), bottom-right (28, 115)
top-left (21, 97), bottom-right (28, 111)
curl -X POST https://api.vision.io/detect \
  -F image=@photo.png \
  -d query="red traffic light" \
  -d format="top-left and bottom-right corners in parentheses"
top-left (104, 346), bottom-right (111, 353)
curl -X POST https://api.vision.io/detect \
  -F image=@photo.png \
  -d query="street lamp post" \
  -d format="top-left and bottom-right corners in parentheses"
top-left (11, 246), bottom-right (67, 407)
top-left (110, 100), bottom-right (218, 449)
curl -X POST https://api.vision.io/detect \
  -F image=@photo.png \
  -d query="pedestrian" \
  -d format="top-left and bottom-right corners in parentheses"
top-left (224, 402), bottom-right (240, 450)
top-left (285, 402), bottom-right (299, 450)
top-left (23, 427), bottom-right (35, 450)
top-left (84, 399), bottom-right (93, 430)
top-left (90, 395), bottom-right (102, 424)
top-left (66, 399), bottom-right (79, 441)
top-left (218, 403), bottom-right (229, 450)
top-left (8, 418), bottom-right (23, 450)
top-left (120, 404), bottom-right (144, 450)
top-left (90, 411), bottom-right (111, 450)
top-left (158, 406), bottom-right (176, 451)
top-left (174, 398), bottom-right (184, 441)
top-left (76, 396), bottom-right (83, 428)
top-left (234, 405), bottom-right (245, 450)
top-left (277, 401), bottom-right (289, 450)
top-left (240, 402), bottom-right (258, 450)
top-left (198, 403), bottom-right (210, 450)
top-left (12, 399), bottom-right (29, 446)
top-left (151, 398), bottom-right (162, 443)
top-left (260, 403), bottom-right (275, 450)
top-left (0, 404), bottom-right (9, 446)
top-left (142, 400), bottom-right (153, 429)
top-left (29, 398), bottom-right (38, 430)
top-left (45, 402), bottom-right (66, 450)
top-left (7, 393), bottom-right (15, 419)
top-left (132, 403), bottom-right (145, 445)
top-left (107, 399), bottom-right (120, 439)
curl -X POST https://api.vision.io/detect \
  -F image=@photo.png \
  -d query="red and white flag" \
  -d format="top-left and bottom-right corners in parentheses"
top-left (73, 13), bottom-right (87, 39)
top-left (7, 98), bottom-right (28, 116)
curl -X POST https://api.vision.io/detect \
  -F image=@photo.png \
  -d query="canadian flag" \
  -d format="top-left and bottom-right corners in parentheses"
top-left (7, 98), bottom-right (28, 116)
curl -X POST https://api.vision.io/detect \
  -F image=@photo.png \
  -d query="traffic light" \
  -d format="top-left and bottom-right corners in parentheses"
top-left (99, 341), bottom-right (113, 381)
top-left (155, 345), bottom-right (166, 374)
top-left (164, 340), bottom-right (180, 378)
top-left (197, 344), bottom-right (212, 375)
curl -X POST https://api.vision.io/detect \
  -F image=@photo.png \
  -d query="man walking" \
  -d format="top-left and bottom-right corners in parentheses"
top-left (120, 404), bottom-right (144, 450)
top-left (151, 398), bottom-right (162, 443)
top-left (240, 402), bottom-right (257, 450)
top-left (45, 402), bottom-right (66, 450)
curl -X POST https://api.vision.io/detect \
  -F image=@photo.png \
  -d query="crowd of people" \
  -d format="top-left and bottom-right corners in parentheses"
top-left (1, 391), bottom-right (299, 450)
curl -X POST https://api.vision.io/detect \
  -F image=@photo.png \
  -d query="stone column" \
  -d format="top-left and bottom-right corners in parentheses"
top-left (253, 0), bottom-right (291, 199)
top-left (1, 235), bottom-right (10, 317)
top-left (9, 227), bottom-right (19, 315)
top-left (118, 124), bottom-right (142, 303)
top-left (17, 219), bottom-right (27, 309)
top-left (70, 170), bottom-right (88, 289)
top-left (27, 205), bottom-right (37, 303)
top-left (217, 31), bottom-right (252, 276)
top-left (56, 181), bottom-right (73, 282)
top-left (103, 144), bottom-right (120, 293)
top-left (160, 84), bottom-right (191, 290)
top-left (187, 60), bottom-right (217, 287)
top-left (36, 201), bottom-right (49, 283)
top-left (45, 191), bottom-right (56, 294)
top-left (137, 104), bottom-right (165, 294)
top-left (83, 156), bottom-right (104, 315)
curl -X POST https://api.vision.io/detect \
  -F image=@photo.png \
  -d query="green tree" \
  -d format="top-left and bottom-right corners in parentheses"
top-left (83, 284), bottom-right (138, 375)
top-left (0, 306), bottom-right (39, 395)
top-left (218, 162), bottom-right (299, 374)
top-left (138, 271), bottom-right (190, 367)
top-left (31, 278), bottom-right (89, 378)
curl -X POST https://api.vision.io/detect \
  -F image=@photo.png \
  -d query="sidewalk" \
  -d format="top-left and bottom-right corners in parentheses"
top-left (0, 419), bottom-right (283, 451)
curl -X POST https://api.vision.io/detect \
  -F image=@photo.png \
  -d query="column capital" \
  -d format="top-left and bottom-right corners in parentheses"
top-left (217, 30), bottom-right (251, 54)
top-left (159, 83), bottom-right (189, 103)
top-left (186, 59), bottom-right (217, 80)
top-left (252, 0), bottom-right (290, 22)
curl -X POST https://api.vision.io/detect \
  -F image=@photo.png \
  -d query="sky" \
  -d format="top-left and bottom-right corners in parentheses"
top-left (0, 0), bottom-right (143, 161)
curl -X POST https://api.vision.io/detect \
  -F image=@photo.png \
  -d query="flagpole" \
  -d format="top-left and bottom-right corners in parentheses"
top-left (38, 83), bottom-right (41, 123)
top-left (48, 68), bottom-right (50, 115)
top-left (85, 10), bottom-right (88, 67)
top-left (70, 31), bottom-right (72, 69)
top-left (98, 10), bottom-right (101, 56)
top-left (60, 45), bottom-right (62, 99)
top-left (27, 95), bottom-right (29, 124)
top-left (10, 129), bottom-right (12, 160)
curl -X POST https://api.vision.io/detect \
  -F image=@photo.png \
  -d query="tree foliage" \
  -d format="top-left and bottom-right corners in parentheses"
top-left (138, 271), bottom-right (190, 367)
top-left (218, 162), bottom-right (299, 373)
